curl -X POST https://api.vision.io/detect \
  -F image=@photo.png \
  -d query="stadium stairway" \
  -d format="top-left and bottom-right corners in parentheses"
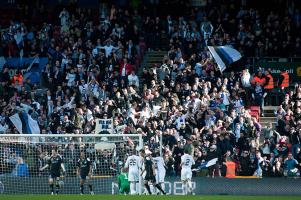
top-left (137, 31), bottom-right (169, 76)
top-left (261, 106), bottom-right (277, 128)
top-left (137, 50), bottom-right (168, 78)
top-left (259, 106), bottom-right (277, 143)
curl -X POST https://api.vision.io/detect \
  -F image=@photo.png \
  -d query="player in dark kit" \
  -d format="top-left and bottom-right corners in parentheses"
top-left (141, 150), bottom-right (166, 195)
top-left (40, 149), bottom-right (66, 195)
top-left (77, 151), bottom-right (94, 195)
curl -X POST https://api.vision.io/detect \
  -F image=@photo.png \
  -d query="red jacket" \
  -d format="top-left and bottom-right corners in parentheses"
top-left (119, 62), bottom-right (132, 76)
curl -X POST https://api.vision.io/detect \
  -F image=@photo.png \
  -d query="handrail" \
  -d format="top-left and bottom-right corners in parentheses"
top-left (247, 57), bottom-right (301, 64)
top-left (0, 134), bottom-right (141, 137)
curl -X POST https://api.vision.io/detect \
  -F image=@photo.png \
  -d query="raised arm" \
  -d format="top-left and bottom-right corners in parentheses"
top-left (39, 164), bottom-right (49, 171)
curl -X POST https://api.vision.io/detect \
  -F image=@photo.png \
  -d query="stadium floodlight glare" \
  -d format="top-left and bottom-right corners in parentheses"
top-left (0, 134), bottom-right (143, 195)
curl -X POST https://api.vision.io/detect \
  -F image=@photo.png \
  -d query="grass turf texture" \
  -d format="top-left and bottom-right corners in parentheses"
top-left (0, 195), bottom-right (300, 200)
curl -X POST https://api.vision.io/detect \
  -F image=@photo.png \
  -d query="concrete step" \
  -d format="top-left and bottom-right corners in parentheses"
top-left (147, 54), bottom-right (166, 57)
top-left (145, 61), bottom-right (162, 65)
top-left (146, 51), bottom-right (168, 55)
top-left (260, 122), bottom-right (277, 128)
top-left (260, 117), bottom-right (277, 122)
top-left (264, 109), bottom-right (275, 113)
top-left (146, 58), bottom-right (164, 62)
top-left (264, 106), bottom-right (278, 111)
top-left (263, 113), bottom-right (275, 117)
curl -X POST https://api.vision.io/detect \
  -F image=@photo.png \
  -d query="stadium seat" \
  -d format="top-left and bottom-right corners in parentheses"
top-left (249, 111), bottom-right (259, 121)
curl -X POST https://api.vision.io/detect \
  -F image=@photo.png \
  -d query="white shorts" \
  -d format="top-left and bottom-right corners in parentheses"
top-left (181, 168), bottom-right (192, 181)
top-left (128, 170), bottom-right (139, 182)
top-left (142, 170), bottom-right (146, 179)
top-left (155, 169), bottom-right (166, 184)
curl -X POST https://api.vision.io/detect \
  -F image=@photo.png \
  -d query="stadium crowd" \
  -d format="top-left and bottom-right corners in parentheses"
top-left (1, 0), bottom-right (301, 178)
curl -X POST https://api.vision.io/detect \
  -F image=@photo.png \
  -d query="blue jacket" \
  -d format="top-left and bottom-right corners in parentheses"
top-left (16, 163), bottom-right (29, 177)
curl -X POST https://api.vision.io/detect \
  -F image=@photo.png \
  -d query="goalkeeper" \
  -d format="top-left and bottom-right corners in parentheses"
top-left (40, 149), bottom-right (66, 195)
top-left (118, 167), bottom-right (130, 194)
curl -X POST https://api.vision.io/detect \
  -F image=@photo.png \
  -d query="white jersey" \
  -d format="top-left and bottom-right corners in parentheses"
top-left (153, 156), bottom-right (166, 172)
top-left (181, 154), bottom-right (195, 169)
top-left (125, 155), bottom-right (141, 172)
top-left (181, 154), bottom-right (195, 181)
top-left (153, 156), bottom-right (166, 184)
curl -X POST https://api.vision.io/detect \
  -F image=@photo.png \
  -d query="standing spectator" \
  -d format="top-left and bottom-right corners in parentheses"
top-left (278, 69), bottom-right (290, 103)
top-left (119, 58), bottom-right (132, 82)
top-left (241, 69), bottom-right (252, 106)
top-left (254, 151), bottom-right (263, 177)
top-left (284, 153), bottom-right (299, 177)
top-left (206, 145), bottom-right (219, 177)
top-left (11, 70), bottom-right (23, 85)
top-left (263, 69), bottom-right (274, 105)
top-left (239, 150), bottom-right (252, 176)
top-left (252, 82), bottom-right (265, 116)
top-left (12, 157), bottom-right (29, 177)
top-left (272, 161), bottom-right (284, 177)
top-left (251, 70), bottom-right (266, 87)
top-left (201, 17), bottom-right (214, 45)
top-left (59, 8), bottom-right (70, 27)
top-left (128, 71), bottom-right (139, 89)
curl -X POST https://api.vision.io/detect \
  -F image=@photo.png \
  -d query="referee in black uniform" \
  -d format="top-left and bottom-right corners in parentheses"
top-left (141, 150), bottom-right (166, 195)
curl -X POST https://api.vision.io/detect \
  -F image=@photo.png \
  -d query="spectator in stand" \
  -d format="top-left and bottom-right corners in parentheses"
top-left (251, 70), bottom-right (266, 87)
top-left (252, 82), bottom-right (265, 116)
top-left (200, 17), bottom-right (214, 45)
top-left (263, 69), bottom-right (274, 106)
top-left (12, 157), bottom-right (29, 177)
top-left (241, 69), bottom-right (252, 106)
top-left (284, 153), bottom-right (299, 177)
top-left (278, 69), bottom-right (290, 103)
top-left (128, 71), bottom-right (139, 89)
top-left (11, 70), bottom-right (23, 86)
top-left (0, 0), bottom-right (300, 179)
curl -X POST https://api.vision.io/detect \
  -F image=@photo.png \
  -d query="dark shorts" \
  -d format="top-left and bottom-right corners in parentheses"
top-left (49, 172), bottom-right (60, 180)
top-left (80, 174), bottom-right (89, 180)
top-left (144, 174), bottom-right (156, 183)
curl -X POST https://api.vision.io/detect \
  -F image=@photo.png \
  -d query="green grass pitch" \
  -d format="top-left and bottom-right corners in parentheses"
top-left (0, 195), bottom-right (300, 200)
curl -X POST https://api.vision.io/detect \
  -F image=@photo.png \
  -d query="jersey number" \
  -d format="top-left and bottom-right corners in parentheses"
top-left (129, 159), bottom-right (137, 166)
top-left (185, 159), bottom-right (190, 166)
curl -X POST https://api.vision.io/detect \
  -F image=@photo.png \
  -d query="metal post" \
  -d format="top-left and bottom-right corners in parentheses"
top-left (138, 134), bottom-right (143, 194)
top-left (160, 132), bottom-right (163, 157)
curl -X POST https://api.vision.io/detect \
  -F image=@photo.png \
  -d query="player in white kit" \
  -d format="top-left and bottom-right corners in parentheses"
top-left (153, 152), bottom-right (166, 194)
top-left (124, 151), bottom-right (142, 195)
top-left (180, 149), bottom-right (195, 195)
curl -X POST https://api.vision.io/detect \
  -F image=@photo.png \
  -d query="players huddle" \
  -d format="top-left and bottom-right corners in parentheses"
top-left (39, 148), bottom-right (195, 195)
top-left (124, 148), bottom-right (194, 195)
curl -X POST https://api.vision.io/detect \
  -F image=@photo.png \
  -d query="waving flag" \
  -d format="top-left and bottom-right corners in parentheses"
top-left (9, 112), bottom-right (40, 134)
top-left (192, 158), bottom-right (218, 172)
top-left (208, 46), bottom-right (242, 72)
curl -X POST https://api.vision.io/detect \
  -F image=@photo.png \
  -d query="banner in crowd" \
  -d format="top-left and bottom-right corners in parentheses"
top-left (208, 46), bottom-right (242, 72)
top-left (4, 57), bottom-right (48, 84)
top-left (256, 61), bottom-right (301, 82)
top-left (9, 112), bottom-right (40, 134)
top-left (95, 118), bottom-right (113, 134)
